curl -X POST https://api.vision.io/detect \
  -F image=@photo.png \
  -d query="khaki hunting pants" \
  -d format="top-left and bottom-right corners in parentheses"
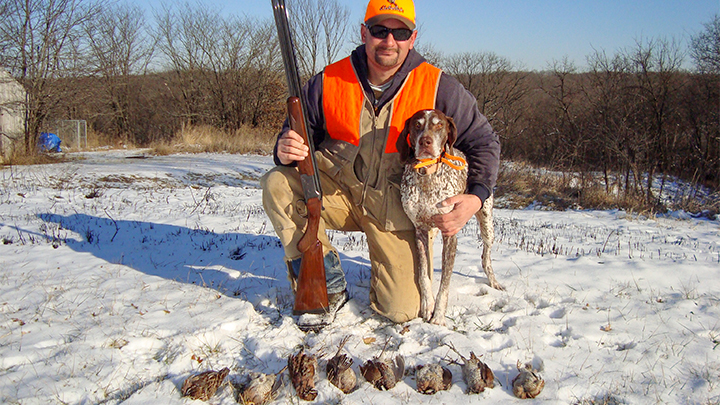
top-left (261, 165), bottom-right (421, 323)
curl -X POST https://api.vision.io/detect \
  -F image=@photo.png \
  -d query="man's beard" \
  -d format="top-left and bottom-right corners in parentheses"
top-left (373, 46), bottom-right (400, 67)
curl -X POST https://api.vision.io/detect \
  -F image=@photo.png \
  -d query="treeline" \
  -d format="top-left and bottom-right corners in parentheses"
top-left (1, 1), bottom-right (718, 199)
top-left (452, 41), bottom-right (720, 199)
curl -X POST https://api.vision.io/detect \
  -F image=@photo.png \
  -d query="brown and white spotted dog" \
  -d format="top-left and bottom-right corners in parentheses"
top-left (397, 109), bottom-right (501, 325)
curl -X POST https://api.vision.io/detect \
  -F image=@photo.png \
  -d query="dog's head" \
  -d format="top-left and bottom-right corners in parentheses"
top-left (397, 109), bottom-right (457, 163)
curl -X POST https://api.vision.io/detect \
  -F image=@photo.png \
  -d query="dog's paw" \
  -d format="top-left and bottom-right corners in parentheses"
top-left (429, 314), bottom-right (446, 326)
top-left (420, 306), bottom-right (434, 322)
top-left (420, 297), bottom-right (435, 321)
top-left (489, 281), bottom-right (504, 291)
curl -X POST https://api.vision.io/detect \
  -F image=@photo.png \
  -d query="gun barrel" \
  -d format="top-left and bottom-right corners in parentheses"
top-left (271, 0), bottom-right (322, 199)
top-left (272, 0), bottom-right (303, 98)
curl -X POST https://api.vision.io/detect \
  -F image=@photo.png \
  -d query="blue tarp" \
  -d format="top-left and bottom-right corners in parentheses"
top-left (38, 132), bottom-right (62, 153)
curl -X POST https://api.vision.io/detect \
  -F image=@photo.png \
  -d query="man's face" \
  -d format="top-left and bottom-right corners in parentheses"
top-left (362, 18), bottom-right (417, 75)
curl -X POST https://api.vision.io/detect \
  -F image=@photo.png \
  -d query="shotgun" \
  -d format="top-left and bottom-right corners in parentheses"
top-left (271, 0), bottom-right (329, 315)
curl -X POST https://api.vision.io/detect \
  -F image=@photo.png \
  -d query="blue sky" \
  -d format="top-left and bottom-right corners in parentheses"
top-left (140, 0), bottom-right (718, 70)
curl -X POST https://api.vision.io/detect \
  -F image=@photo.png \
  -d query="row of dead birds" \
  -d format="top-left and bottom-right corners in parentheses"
top-left (181, 337), bottom-right (544, 403)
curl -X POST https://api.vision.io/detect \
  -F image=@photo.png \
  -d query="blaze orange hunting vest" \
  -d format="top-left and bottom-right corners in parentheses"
top-left (322, 57), bottom-right (442, 153)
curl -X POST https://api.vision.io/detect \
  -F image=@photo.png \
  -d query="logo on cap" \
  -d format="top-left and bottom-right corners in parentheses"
top-left (380, 0), bottom-right (404, 13)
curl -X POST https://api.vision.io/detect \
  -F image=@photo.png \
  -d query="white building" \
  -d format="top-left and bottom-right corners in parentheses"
top-left (0, 69), bottom-right (26, 160)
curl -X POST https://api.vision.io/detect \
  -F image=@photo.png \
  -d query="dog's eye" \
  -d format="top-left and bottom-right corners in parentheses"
top-left (414, 120), bottom-right (423, 129)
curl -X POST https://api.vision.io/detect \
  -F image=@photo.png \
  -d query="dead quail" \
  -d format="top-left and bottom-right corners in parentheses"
top-left (326, 336), bottom-right (357, 394)
top-left (360, 355), bottom-right (404, 390)
top-left (461, 352), bottom-right (495, 394)
top-left (288, 348), bottom-right (318, 401)
top-left (180, 367), bottom-right (230, 401)
top-left (415, 363), bottom-right (452, 394)
top-left (446, 343), bottom-right (495, 394)
top-left (512, 360), bottom-right (545, 399)
top-left (237, 366), bottom-right (286, 405)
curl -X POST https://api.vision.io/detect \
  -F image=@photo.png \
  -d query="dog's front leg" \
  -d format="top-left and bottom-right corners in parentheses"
top-left (415, 229), bottom-right (434, 321)
top-left (430, 234), bottom-right (457, 325)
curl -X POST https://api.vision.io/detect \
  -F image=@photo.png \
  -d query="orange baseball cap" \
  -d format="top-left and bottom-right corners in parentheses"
top-left (364, 0), bottom-right (416, 30)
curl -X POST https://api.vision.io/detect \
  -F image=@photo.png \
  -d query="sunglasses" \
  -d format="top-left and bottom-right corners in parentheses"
top-left (366, 25), bottom-right (413, 41)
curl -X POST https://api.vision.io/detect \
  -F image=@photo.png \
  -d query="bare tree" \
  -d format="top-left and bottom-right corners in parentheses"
top-left (289, 0), bottom-right (351, 78)
top-left (682, 16), bottom-right (720, 187)
top-left (154, 3), bottom-right (208, 126)
top-left (537, 57), bottom-right (587, 169)
top-left (414, 41), bottom-right (443, 67)
top-left (443, 51), bottom-right (528, 141)
top-left (679, 71), bottom-right (719, 188)
top-left (690, 14), bottom-right (720, 74)
top-left (156, 3), bottom-right (240, 127)
top-left (0, 0), bottom-right (100, 153)
top-left (289, 0), bottom-right (321, 78)
top-left (622, 37), bottom-right (685, 203)
top-left (155, 3), bottom-right (281, 132)
top-left (319, 0), bottom-right (350, 66)
top-left (82, 2), bottom-right (155, 141)
top-left (585, 48), bottom-right (639, 194)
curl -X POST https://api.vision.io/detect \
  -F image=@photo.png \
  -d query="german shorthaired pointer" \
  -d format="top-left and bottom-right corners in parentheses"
top-left (397, 109), bottom-right (501, 325)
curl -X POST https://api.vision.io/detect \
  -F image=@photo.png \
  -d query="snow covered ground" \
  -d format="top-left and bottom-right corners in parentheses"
top-left (1, 151), bottom-right (718, 404)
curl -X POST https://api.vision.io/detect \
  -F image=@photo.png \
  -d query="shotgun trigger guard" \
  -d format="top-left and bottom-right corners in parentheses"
top-left (300, 174), bottom-right (321, 201)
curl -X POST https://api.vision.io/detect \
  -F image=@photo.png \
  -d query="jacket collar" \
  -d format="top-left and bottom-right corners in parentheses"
top-left (351, 45), bottom-right (427, 112)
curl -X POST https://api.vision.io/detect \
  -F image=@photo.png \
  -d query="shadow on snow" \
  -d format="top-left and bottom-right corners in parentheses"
top-left (35, 212), bottom-right (290, 303)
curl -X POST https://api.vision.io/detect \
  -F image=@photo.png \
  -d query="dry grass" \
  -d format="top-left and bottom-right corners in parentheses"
top-left (1, 149), bottom-right (72, 166)
top-left (151, 124), bottom-right (276, 156)
top-left (1, 124), bottom-right (276, 166)
top-left (85, 127), bottom-right (134, 150)
top-left (495, 161), bottom-right (602, 210)
top-left (494, 161), bottom-right (717, 215)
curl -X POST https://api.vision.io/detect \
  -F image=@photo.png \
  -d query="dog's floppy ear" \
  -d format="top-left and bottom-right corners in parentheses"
top-left (396, 115), bottom-right (414, 162)
top-left (445, 114), bottom-right (457, 151)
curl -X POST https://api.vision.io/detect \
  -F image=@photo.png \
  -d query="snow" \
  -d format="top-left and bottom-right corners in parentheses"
top-left (1, 151), bottom-right (718, 404)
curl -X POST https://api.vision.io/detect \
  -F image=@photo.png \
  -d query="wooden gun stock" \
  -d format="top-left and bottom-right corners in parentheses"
top-left (288, 97), bottom-right (329, 314)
